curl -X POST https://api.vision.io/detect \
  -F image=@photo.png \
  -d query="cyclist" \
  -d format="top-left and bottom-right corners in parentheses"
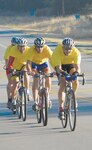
top-left (4, 37), bottom-right (19, 66)
top-left (4, 37), bottom-right (18, 107)
top-left (6, 38), bottom-right (30, 110)
top-left (50, 37), bottom-right (81, 119)
top-left (26, 37), bottom-right (53, 111)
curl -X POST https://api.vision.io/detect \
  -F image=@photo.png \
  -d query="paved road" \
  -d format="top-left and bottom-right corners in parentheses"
top-left (0, 32), bottom-right (92, 150)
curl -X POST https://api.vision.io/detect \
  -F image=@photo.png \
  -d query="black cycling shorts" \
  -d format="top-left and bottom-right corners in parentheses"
top-left (62, 64), bottom-right (74, 73)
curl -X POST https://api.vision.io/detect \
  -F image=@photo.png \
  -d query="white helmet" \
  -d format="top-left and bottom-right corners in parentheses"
top-left (34, 37), bottom-right (45, 47)
top-left (62, 38), bottom-right (75, 48)
top-left (17, 38), bottom-right (27, 46)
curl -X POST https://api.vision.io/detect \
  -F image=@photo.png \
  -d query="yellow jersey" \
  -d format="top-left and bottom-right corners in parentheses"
top-left (27, 45), bottom-right (53, 64)
top-left (8, 45), bottom-right (30, 70)
top-left (50, 44), bottom-right (81, 68)
top-left (4, 45), bottom-right (13, 60)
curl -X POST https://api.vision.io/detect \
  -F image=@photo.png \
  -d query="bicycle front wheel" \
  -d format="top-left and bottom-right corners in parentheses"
top-left (41, 89), bottom-right (48, 126)
top-left (36, 96), bottom-right (41, 124)
top-left (61, 95), bottom-right (68, 128)
top-left (21, 88), bottom-right (27, 121)
top-left (16, 96), bottom-right (22, 119)
top-left (68, 90), bottom-right (76, 131)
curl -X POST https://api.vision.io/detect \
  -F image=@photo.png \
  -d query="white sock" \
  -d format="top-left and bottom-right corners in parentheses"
top-left (27, 89), bottom-right (29, 95)
top-left (12, 99), bottom-right (16, 105)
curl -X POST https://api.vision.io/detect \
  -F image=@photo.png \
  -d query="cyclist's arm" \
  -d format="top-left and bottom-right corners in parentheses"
top-left (26, 60), bottom-right (35, 76)
top-left (73, 50), bottom-right (81, 74)
top-left (55, 66), bottom-right (62, 73)
top-left (73, 64), bottom-right (81, 74)
top-left (6, 56), bottom-right (15, 75)
top-left (54, 65), bottom-right (66, 75)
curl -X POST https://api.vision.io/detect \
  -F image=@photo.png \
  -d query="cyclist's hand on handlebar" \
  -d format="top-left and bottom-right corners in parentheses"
top-left (61, 71), bottom-right (68, 76)
top-left (8, 69), bottom-right (16, 77)
top-left (8, 68), bottom-right (14, 74)
top-left (72, 71), bottom-right (79, 76)
top-left (71, 75), bottom-right (77, 81)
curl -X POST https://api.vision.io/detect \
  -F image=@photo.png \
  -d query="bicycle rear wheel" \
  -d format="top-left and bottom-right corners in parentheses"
top-left (68, 90), bottom-right (76, 131)
top-left (21, 88), bottom-right (27, 121)
top-left (61, 96), bottom-right (68, 128)
top-left (41, 89), bottom-right (48, 126)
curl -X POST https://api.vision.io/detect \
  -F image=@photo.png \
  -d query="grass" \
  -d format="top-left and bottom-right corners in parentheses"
top-left (0, 15), bottom-right (92, 55)
top-left (0, 15), bottom-right (92, 40)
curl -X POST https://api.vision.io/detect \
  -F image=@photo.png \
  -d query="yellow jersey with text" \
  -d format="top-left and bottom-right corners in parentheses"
top-left (28, 45), bottom-right (53, 64)
top-left (50, 44), bottom-right (81, 68)
top-left (8, 45), bottom-right (30, 70)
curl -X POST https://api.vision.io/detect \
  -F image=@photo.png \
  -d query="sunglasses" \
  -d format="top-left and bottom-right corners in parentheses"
top-left (63, 46), bottom-right (72, 51)
top-left (36, 46), bottom-right (43, 48)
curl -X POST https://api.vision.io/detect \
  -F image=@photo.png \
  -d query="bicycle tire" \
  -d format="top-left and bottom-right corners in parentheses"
top-left (68, 90), bottom-right (76, 131)
top-left (21, 88), bottom-right (27, 121)
top-left (41, 89), bottom-right (48, 126)
top-left (16, 96), bottom-right (22, 119)
top-left (36, 96), bottom-right (41, 123)
top-left (61, 95), bottom-right (68, 128)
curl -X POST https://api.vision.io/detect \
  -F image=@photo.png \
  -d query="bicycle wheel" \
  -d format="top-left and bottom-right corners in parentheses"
top-left (68, 90), bottom-right (76, 131)
top-left (36, 96), bottom-right (41, 123)
top-left (61, 95), bottom-right (68, 128)
top-left (21, 88), bottom-right (27, 121)
top-left (16, 97), bottom-right (22, 119)
top-left (41, 89), bottom-right (48, 126)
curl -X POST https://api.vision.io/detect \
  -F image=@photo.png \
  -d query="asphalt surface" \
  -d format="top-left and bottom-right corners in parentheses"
top-left (0, 31), bottom-right (92, 150)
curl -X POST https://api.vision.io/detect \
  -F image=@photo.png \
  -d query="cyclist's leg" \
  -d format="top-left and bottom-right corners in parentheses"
top-left (69, 68), bottom-right (79, 93)
top-left (58, 65), bottom-right (67, 119)
top-left (32, 74), bottom-right (39, 101)
top-left (7, 75), bottom-right (12, 98)
top-left (43, 62), bottom-right (52, 108)
top-left (31, 63), bottom-right (39, 110)
top-left (24, 72), bottom-right (30, 101)
top-left (6, 73), bottom-right (16, 108)
top-left (6, 76), bottom-right (12, 108)
top-left (10, 77), bottom-right (19, 105)
top-left (58, 77), bottom-right (66, 108)
top-left (69, 67), bottom-right (79, 108)
top-left (5, 70), bottom-right (12, 103)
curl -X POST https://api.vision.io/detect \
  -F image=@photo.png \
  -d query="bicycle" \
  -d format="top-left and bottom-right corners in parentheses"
top-left (12, 70), bottom-right (28, 121)
top-left (3, 65), bottom-right (28, 120)
top-left (58, 72), bottom-right (85, 131)
top-left (33, 71), bottom-right (54, 126)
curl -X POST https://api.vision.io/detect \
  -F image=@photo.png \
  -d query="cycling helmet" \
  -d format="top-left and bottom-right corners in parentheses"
top-left (62, 38), bottom-right (75, 48)
top-left (34, 37), bottom-right (45, 47)
top-left (11, 37), bottom-right (18, 45)
top-left (17, 38), bottom-right (27, 46)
